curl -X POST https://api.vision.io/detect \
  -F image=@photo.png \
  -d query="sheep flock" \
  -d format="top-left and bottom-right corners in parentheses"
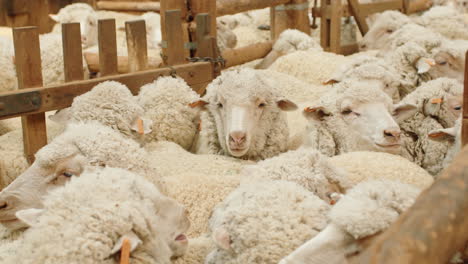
top-left (0, 1), bottom-right (466, 263)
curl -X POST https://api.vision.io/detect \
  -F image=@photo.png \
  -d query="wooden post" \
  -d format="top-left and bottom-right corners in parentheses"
top-left (125, 20), bottom-right (148, 73)
top-left (463, 50), bottom-right (468, 147)
top-left (12, 27), bottom-right (47, 164)
top-left (349, 144), bottom-right (468, 264)
top-left (61, 23), bottom-right (85, 82)
top-left (195, 13), bottom-right (215, 58)
top-left (402, 0), bottom-right (411, 14)
top-left (96, 1), bottom-right (160, 12)
top-left (190, 0), bottom-right (217, 39)
top-left (98, 19), bottom-right (118, 76)
top-left (347, 0), bottom-right (369, 35)
top-left (160, 0), bottom-right (190, 60)
top-left (216, 0), bottom-right (290, 16)
top-left (329, 0), bottom-right (342, 53)
top-left (270, 0), bottom-right (310, 41)
top-left (162, 10), bottom-right (186, 66)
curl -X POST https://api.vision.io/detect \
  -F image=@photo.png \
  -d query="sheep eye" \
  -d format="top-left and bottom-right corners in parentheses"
top-left (62, 172), bottom-right (73, 177)
top-left (454, 106), bottom-right (461, 110)
top-left (386, 29), bottom-right (393, 33)
top-left (217, 103), bottom-right (223, 108)
top-left (438, 61), bottom-right (447, 66)
top-left (258, 103), bottom-right (266, 108)
top-left (341, 109), bottom-right (353, 115)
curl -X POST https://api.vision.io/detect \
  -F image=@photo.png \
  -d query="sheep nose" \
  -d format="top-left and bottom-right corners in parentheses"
top-left (359, 43), bottom-right (367, 50)
top-left (81, 35), bottom-right (87, 43)
top-left (384, 129), bottom-right (400, 138)
top-left (229, 131), bottom-right (246, 145)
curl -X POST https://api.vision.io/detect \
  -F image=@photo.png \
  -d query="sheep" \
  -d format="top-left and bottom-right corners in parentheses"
top-left (428, 116), bottom-right (462, 169)
top-left (240, 148), bottom-right (352, 202)
top-left (326, 55), bottom-right (403, 102)
top-left (428, 39), bottom-right (468, 83)
top-left (49, 81), bottom-right (153, 143)
top-left (280, 180), bottom-right (421, 264)
top-left (194, 68), bottom-right (298, 160)
top-left (146, 141), bottom-right (249, 238)
top-left (268, 50), bottom-right (349, 86)
top-left (293, 79), bottom-right (417, 156)
top-left (136, 77), bottom-right (204, 150)
top-left (206, 180), bottom-right (330, 264)
top-left (49, 3), bottom-right (98, 48)
top-left (328, 151), bottom-right (434, 189)
top-left (359, 10), bottom-right (412, 51)
top-left (415, 6), bottom-right (468, 40)
top-left (172, 235), bottom-right (214, 264)
top-left (256, 29), bottom-right (323, 69)
top-left (0, 122), bottom-right (163, 230)
top-left (0, 118), bottom-right (21, 136)
top-left (397, 78), bottom-right (463, 175)
top-left (0, 51), bottom-right (16, 93)
top-left (8, 166), bottom-right (190, 264)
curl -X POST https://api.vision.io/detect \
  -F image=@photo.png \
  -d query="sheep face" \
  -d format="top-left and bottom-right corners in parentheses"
top-left (423, 94), bottom-right (462, 128)
top-left (428, 51), bottom-right (465, 83)
top-left (303, 82), bottom-right (417, 155)
top-left (49, 3), bottom-right (98, 48)
top-left (0, 154), bottom-right (88, 230)
top-left (359, 11), bottom-right (410, 51)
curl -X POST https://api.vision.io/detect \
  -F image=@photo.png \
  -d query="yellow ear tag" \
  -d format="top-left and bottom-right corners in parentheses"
top-left (120, 238), bottom-right (131, 264)
top-left (137, 118), bottom-right (144, 135)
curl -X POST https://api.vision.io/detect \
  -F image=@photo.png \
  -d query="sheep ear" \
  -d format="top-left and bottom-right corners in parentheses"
top-left (49, 14), bottom-right (59, 22)
top-left (322, 79), bottom-right (339, 85)
top-left (428, 127), bottom-right (457, 142)
top-left (212, 227), bottom-right (232, 251)
top-left (49, 108), bottom-right (72, 124)
top-left (277, 99), bottom-right (298, 111)
top-left (302, 106), bottom-right (331, 121)
top-left (393, 103), bottom-right (417, 122)
top-left (188, 100), bottom-right (209, 109)
top-left (415, 57), bottom-right (435, 74)
top-left (110, 231), bottom-right (142, 255)
top-left (16, 208), bottom-right (44, 227)
top-left (255, 50), bottom-right (283, 69)
top-left (423, 97), bottom-right (442, 116)
top-left (131, 117), bottom-right (153, 135)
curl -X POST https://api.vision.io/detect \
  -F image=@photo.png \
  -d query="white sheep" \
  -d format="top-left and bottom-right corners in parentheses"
top-left (206, 180), bottom-right (330, 264)
top-left (415, 6), bottom-right (468, 40)
top-left (328, 151), bottom-right (434, 189)
top-left (49, 81), bottom-right (153, 143)
top-left (50, 3), bottom-right (98, 48)
top-left (194, 68), bottom-right (298, 160)
top-left (326, 55), bottom-right (403, 102)
top-left (293, 79), bottom-right (417, 156)
top-left (0, 122), bottom-right (163, 230)
top-left (397, 78), bottom-right (463, 175)
top-left (136, 76), bottom-right (203, 150)
top-left (256, 29), bottom-right (323, 69)
top-left (9, 166), bottom-right (189, 264)
top-left (280, 180), bottom-right (421, 264)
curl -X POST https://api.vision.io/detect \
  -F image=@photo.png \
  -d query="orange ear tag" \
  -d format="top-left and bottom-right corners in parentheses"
top-left (120, 238), bottom-right (131, 264)
top-left (137, 118), bottom-right (144, 135)
top-left (431, 98), bottom-right (443, 104)
top-left (428, 132), bottom-right (445, 138)
top-left (189, 101), bottom-right (205, 108)
top-left (304, 107), bottom-right (317, 113)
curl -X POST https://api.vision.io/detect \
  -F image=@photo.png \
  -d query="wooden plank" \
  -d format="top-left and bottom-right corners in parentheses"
top-left (463, 50), bottom-right (468, 146)
top-left (222, 41), bottom-right (273, 68)
top-left (349, 144), bottom-right (468, 264)
top-left (162, 10), bottom-right (186, 65)
top-left (340, 43), bottom-right (359, 55)
top-left (84, 52), bottom-right (162, 73)
top-left (290, 0), bottom-right (311, 35)
top-left (61, 23), bottom-right (85, 82)
top-left (406, 0), bottom-right (432, 13)
top-left (160, 0), bottom-right (189, 59)
top-left (12, 26), bottom-right (47, 164)
top-left (329, 0), bottom-right (342, 53)
top-left (0, 62), bottom-right (213, 120)
top-left (270, 6), bottom-right (289, 41)
top-left (98, 19), bottom-right (118, 76)
top-left (320, 0), bottom-right (330, 49)
top-left (125, 20), bottom-right (148, 72)
top-left (96, 1), bottom-right (160, 11)
top-left (195, 13), bottom-right (215, 58)
top-left (347, 0), bottom-right (369, 35)
top-left (217, 0), bottom-right (290, 16)
top-left (190, 0), bottom-right (217, 38)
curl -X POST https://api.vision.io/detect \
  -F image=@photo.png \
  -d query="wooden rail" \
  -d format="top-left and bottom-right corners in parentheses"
top-left (96, 1), bottom-right (161, 12)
